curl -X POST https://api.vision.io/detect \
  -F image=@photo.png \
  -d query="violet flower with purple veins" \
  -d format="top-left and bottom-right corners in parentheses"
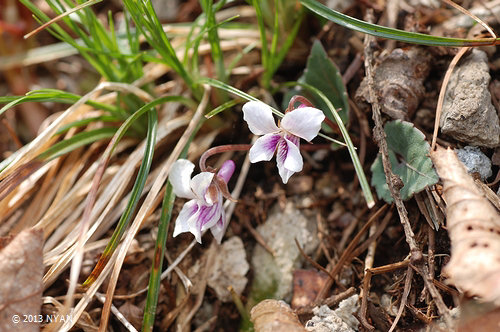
top-left (242, 100), bottom-right (325, 183)
top-left (170, 158), bottom-right (235, 244)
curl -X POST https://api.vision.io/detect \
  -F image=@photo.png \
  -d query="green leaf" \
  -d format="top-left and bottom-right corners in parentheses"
top-left (37, 127), bottom-right (117, 161)
top-left (371, 120), bottom-right (438, 203)
top-left (284, 40), bottom-right (349, 125)
top-left (300, 0), bottom-right (500, 47)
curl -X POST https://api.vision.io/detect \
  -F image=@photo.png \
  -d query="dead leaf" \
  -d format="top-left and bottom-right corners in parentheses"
top-left (431, 146), bottom-right (500, 304)
top-left (0, 228), bottom-right (44, 332)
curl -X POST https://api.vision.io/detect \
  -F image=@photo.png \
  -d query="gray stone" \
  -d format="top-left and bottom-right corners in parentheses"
top-left (250, 203), bottom-right (319, 301)
top-left (207, 236), bottom-right (249, 302)
top-left (305, 295), bottom-right (360, 332)
top-left (440, 49), bottom-right (500, 147)
top-left (456, 146), bottom-right (492, 181)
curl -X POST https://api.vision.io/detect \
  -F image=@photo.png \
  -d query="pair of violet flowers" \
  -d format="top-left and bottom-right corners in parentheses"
top-left (170, 98), bottom-right (325, 244)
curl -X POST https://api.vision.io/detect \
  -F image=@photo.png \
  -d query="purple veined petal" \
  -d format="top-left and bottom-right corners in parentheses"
top-left (280, 107), bottom-right (325, 141)
top-left (242, 101), bottom-right (279, 135)
top-left (190, 172), bottom-right (215, 204)
top-left (186, 200), bottom-right (222, 243)
top-left (170, 159), bottom-right (196, 199)
top-left (210, 211), bottom-right (227, 244)
top-left (217, 160), bottom-right (236, 184)
top-left (249, 133), bottom-right (281, 163)
top-left (276, 136), bottom-right (303, 184)
top-left (173, 200), bottom-right (199, 238)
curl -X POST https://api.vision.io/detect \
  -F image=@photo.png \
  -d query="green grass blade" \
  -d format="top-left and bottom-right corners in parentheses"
top-left (262, 6), bottom-right (303, 87)
top-left (268, 4), bottom-right (280, 73)
top-left (37, 127), bottom-right (117, 161)
top-left (141, 182), bottom-right (175, 332)
top-left (201, 0), bottom-right (226, 82)
top-left (252, 0), bottom-right (269, 73)
top-left (122, 0), bottom-right (201, 98)
top-left (273, 9), bottom-right (303, 73)
top-left (55, 115), bottom-right (119, 135)
top-left (0, 89), bottom-right (118, 115)
top-left (141, 120), bottom-right (204, 331)
top-left (205, 98), bottom-right (243, 119)
top-left (227, 43), bottom-right (257, 74)
top-left (300, 0), bottom-right (500, 47)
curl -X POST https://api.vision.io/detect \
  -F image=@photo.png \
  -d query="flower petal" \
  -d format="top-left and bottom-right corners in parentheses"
top-left (276, 136), bottom-right (303, 184)
top-left (249, 133), bottom-right (280, 163)
top-left (242, 101), bottom-right (279, 135)
top-left (282, 136), bottom-right (303, 172)
top-left (186, 200), bottom-right (222, 243)
top-left (170, 159), bottom-right (196, 199)
top-left (190, 172), bottom-right (215, 203)
top-left (280, 107), bottom-right (325, 141)
top-left (210, 212), bottom-right (227, 244)
top-left (173, 200), bottom-right (198, 238)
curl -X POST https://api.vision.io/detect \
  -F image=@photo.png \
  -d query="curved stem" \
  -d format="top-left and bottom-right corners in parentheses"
top-left (286, 95), bottom-right (314, 112)
top-left (199, 144), bottom-right (251, 172)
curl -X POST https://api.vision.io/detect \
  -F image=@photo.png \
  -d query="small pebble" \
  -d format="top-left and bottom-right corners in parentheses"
top-left (456, 146), bottom-right (492, 181)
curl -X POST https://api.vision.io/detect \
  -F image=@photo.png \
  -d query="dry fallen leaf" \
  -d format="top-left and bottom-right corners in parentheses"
top-left (0, 228), bottom-right (44, 332)
top-left (250, 299), bottom-right (306, 332)
top-left (431, 146), bottom-right (500, 304)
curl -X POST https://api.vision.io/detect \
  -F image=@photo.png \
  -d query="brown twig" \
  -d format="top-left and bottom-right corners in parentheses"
top-left (349, 209), bottom-right (393, 258)
top-left (388, 266), bottom-right (413, 332)
top-left (342, 53), bottom-right (363, 85)
top-left (294, 238), bottom-right (335, 281)
top-left (360, 259), bottom-right (412, 330)
top-left (411, 264), bottom-right (454, 327)
top-left (360, 268), bottom-right (375, 330)
top-left (363, 9), bottom-right (422, 263)
top-left (1, 118), bottom-right (23, 148)
top-left (315, 204), bottom-right (388, 301)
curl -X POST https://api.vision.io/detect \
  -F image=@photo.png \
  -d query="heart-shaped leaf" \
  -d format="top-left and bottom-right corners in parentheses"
top-left (371, 120), bottom-right (438, 203)
top-left (283, 40), bottom-right (349, 126)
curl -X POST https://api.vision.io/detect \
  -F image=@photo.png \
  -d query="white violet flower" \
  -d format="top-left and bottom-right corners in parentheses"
top-left (242, 100), bottom-right (325, 183)
top-left (170, 159), bottom-right (235, 244)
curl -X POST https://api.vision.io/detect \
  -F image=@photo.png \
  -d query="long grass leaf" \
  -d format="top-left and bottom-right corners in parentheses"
top-left (141, 116), bottom-right (204, 331)
top-left (55, 115), bottom-right (119, 135)
top-left (252, 0), bottom-right (269, 72)
top-left (300, 0), bottom-right (500, 47)
top-left (141, 182), bottom-right (175, 332)
top-left (205, 98), bottom-right (243, 119)
top-left (202, 0), bottom-right (226, 82)
top-left (37, 127), bottom-right (117, 161)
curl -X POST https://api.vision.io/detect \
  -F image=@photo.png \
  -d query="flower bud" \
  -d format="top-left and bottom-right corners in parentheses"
top-left (217, 160), bottom-right (235, 183)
